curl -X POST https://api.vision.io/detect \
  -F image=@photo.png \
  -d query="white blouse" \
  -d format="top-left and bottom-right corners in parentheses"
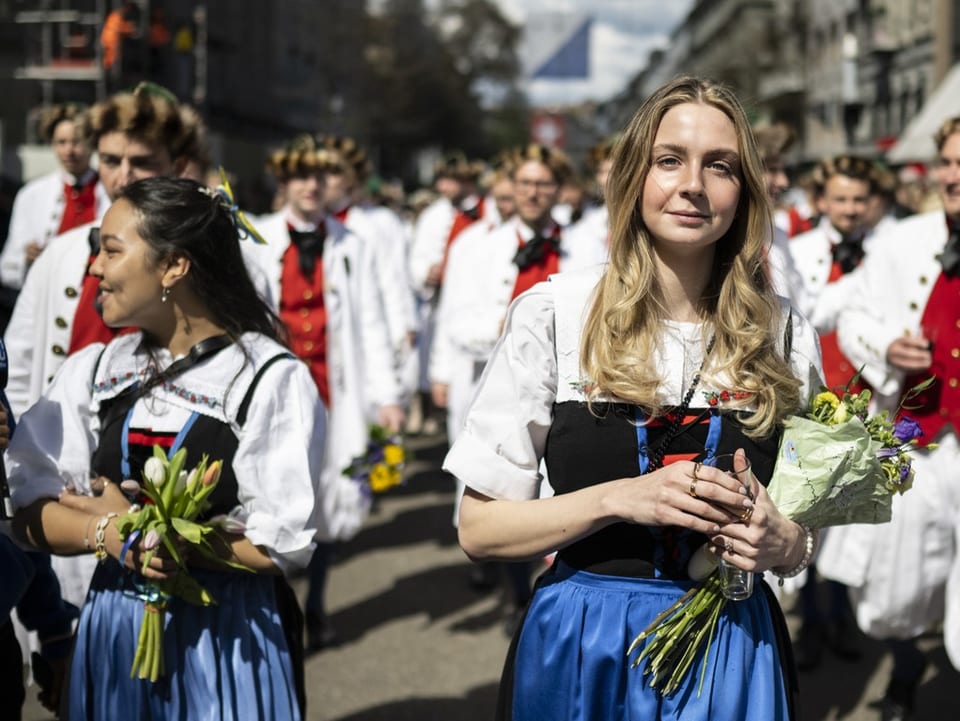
top-left (443, 266), bottom-right (824, 502)
top-left (7, 332), bottom-right (329, 574)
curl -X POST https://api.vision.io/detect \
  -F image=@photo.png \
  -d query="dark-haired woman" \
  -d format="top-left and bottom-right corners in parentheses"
top-left (9, 177), bottom-right (331, 720)
top-left (447, 77), bottom-right (824, 720)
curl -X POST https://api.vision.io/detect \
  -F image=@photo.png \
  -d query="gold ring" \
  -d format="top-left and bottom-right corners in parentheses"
top-left (689, 464), bottom-right (701, 497)
top-left (739, 506), bottom-right (754, 524)
top-left (725, 540), bottom-right (734, 554)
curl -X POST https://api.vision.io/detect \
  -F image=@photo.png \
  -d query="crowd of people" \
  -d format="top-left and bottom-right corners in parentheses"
top-left (0, 74), bottom-right (957, 721)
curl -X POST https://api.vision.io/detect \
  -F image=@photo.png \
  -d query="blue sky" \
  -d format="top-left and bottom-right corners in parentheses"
top-left (495, 0), bottom-right (694, 107)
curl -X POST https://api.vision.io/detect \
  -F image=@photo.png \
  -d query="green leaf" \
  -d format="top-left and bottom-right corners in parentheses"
top-left (171, 517), bottom-right (211, 545)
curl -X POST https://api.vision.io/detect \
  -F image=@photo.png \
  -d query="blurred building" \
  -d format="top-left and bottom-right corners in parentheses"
top-left (0, 0), bottom-right (362, 190)
top-left (598, 0), bottom-right (960, 166)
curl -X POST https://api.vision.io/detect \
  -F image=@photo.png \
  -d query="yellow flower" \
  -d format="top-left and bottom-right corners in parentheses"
top-left (383, 444), bottom-right (405, 467)
top-left (369, 464), bottom-right (401, 493)
top-left (814, 391), bottom-right (840, 411)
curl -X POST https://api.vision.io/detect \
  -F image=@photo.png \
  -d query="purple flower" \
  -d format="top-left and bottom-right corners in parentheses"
top-left (900, 459), bottom-right (912, 483)
top-left (893, 417), bottom-right (923, 443)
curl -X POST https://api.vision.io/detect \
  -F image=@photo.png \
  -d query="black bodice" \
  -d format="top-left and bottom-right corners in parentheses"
top-left (91, 389), bottom-right (240, 520)
top-left (545, 401), bottom-right (780, 579)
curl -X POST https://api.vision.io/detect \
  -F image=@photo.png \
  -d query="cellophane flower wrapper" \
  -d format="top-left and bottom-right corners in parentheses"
top-left (766, 415), bottom-right (890, 527)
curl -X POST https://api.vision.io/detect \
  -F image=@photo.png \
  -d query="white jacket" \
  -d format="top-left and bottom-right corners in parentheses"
top-left (836, 211), bottom-right (943, 405)
top-left (1, 171), bottom-right (109, 289)
top-left (3, 222), bottom-right (94, 418)
top-left (248, 211), bottom-right (401, 539)
top-left (789, 219), bottom-right (873, 334)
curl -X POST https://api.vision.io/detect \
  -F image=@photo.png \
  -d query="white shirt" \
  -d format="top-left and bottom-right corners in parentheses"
top-left (7, 332), bottom-right (329, 574)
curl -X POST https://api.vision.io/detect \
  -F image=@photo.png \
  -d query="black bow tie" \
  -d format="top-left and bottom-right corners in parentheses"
top-left (513, 233), bottom-right (559, 270)
top-left (938, 227), bottom-right (960, 276)
top-left (289, 226), bottom-right (326, 279)
top-left (831, 234), bottom-right (865, 274)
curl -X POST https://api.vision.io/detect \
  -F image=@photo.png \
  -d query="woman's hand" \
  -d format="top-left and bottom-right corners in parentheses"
top-left (108, 520), bottom-right (182, 580)
top-left (57, 476), bottom-right (130, 517)
top-left (612, 458), bottom-right (753, 536)
top-left (706, 448), bottom-right (804, 572)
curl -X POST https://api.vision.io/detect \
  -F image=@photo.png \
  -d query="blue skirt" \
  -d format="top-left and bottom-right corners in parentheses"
top-left (68, 563), bottom-right (301, 721)
top-left (506, 563), bottom-right (792, 721)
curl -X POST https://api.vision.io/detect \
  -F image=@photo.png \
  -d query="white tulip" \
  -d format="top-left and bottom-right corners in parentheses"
top-left (144, 457), bottom-right (167, 487)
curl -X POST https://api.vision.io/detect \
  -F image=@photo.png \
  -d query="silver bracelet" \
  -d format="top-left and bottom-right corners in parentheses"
top-left (772, 523), bottom-right (815, 586)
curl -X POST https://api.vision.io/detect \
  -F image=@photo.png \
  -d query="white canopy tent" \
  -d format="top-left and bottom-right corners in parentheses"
top-left (886, 63), bottom-right (960, 164)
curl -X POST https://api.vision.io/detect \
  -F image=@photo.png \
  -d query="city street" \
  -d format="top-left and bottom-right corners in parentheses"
top-left (23, 432), bottom-right (960, 720)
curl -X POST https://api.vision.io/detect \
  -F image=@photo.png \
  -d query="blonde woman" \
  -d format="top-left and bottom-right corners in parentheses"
top-left (445, 76), bottom-right (823, 720)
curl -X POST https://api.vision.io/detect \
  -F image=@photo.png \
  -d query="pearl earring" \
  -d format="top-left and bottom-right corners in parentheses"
top-left (161, 286), bottom-right (171, 303)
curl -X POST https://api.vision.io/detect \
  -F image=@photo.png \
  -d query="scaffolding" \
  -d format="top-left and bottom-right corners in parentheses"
top-left (13, 1), bottom-right (109, 107)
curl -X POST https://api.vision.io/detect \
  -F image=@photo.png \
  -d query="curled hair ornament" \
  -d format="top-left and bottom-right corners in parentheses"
top-left (199, 168), bottom-right (267, 245)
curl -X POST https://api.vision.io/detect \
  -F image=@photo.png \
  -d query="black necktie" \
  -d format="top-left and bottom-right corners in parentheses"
top-left (938, 227), bottom-right (960, 277)
top-left (513, 234), bottom-right (559, 270)
top-left (88, 227), bottom-right (101, 255)
top-left (289, 226), bottom-right (326, 280)
top-left (831, 234), bottom-right (865, 274)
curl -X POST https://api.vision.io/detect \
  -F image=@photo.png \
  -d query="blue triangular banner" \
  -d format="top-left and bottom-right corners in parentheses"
top-left (531, 18), bottom-right (591, 80)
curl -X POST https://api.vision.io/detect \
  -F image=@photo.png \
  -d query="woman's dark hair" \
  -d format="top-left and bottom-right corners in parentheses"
top-left (114, 176), bottom-right (284, 345)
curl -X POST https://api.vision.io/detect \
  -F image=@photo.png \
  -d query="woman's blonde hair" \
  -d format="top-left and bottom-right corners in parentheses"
top-left (580, 75), bottom-right (802, 437)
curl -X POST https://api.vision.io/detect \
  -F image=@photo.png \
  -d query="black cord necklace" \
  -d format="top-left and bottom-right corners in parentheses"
top-left (644, 334), bottom-right (716, 473)
top-left (138, 333), bottom-right (234, 397)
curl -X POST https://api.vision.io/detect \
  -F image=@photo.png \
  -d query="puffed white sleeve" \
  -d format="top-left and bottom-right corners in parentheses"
top-left (442, 284), bottom-right (557, 501)
top-left (6, 344), bottom-right (105, 508)
top-left (231, 356), bottom-right (327, 575)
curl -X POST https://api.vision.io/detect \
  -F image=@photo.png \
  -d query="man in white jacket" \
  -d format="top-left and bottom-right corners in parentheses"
top-left (430, 144), bottom-right (577, 632)
top-left (822, 116), bottom-right (960, 721)
top-left (1, 103), bottom-right (109, 289)
top-left (250, 136), bottom-right (404, 651)
top-left (787, 153), bottom-right (877, 670)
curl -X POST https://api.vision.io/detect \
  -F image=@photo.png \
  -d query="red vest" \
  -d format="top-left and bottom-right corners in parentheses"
top-left (510, 229), bottom-right (561, 301)
top-left (68, 245), bottom-right (122, 355)
top-left (278, 240), bottom-right (330, 406)
top-left (903, 271), bottom-right (960, 446)
top-left (58, 175), bottom-right (99, 235)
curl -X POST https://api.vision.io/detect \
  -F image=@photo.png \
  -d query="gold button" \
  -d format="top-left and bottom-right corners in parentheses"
top-left (920, 275), bottom-right (928, 284)
top-left (55, 316), bottom-right (68, 328)
top-left (51, 344), bottom-right (66, 356)
top-left (64, 287), bottom-right (78, 298)
top-left (304, 340), bottom-right (314, 352)
top-left (909, 302), bottom-right (918, 310)
top-left (941, 408), bottom-right (950, 417)
top-left (303, 322), bottom-right (313, 333)
top-left (950, 378), bottom-right (958, 388)
top-left (952, 348), bottom-right (960, 359)
top-left (955, 319), bottom-right (960, 329)
top-left (303, 290), bottom-right (314, 301)
top-left (300, 308), bottom-right (310, 318)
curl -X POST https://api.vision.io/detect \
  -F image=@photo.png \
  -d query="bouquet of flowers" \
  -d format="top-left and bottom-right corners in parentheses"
top-left (627, 374), bottom-right (933, 697)
top-left (343, 424), bottom-right (408, 495)
top-left (115, 446), bottom-right (252, 681)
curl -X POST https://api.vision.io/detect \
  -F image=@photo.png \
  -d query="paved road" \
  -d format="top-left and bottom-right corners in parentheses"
top-left (22, 433), bottom-right (960, 720)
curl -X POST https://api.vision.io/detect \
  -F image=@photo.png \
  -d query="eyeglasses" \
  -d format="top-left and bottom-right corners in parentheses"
top-left (515, 178), bottom-right (558, 192)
